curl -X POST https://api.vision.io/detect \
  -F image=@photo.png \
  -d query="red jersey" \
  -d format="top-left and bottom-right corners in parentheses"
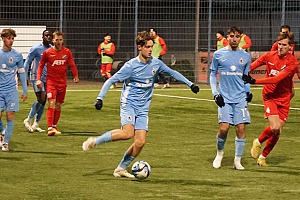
top-left (250, 51), bottom-right (298, 101)
top-left (37, 46), bottom-right (78, 86)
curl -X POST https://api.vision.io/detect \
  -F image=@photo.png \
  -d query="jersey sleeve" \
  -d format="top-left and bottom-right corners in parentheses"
top-left (241, 35), bottom-right (252, 49)
top-left (250, 52), bottom-right (267, 71)
top-left (37, 51), bottom-right (47, 81)
top-left (67, 50), bottom-right (78, 77)
top-left (24, 46), bottom-right (36, 73)
top-left (209, 52), bottom-right (219, 96)
top-left (158, 37), bottom-right (167, 56)
top-left (271, 42), bottom-right (278, 51)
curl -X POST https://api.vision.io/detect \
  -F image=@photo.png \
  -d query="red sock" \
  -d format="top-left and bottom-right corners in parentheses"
top-left (258, 126), bottom-right (274, 144)
top-left (262, 135), bottom-right (280, 157)
top-left (53, 109), bottom-right (61, 126)
top-left (46, 108), bottom-right (55, 128)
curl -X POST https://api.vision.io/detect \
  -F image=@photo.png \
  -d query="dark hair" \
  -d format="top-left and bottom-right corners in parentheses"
top-left (277, 32), bottom-right (294, 45)
top-left (227, 26), bottom-right (242, 35)
top-left (217, 30), bottom-right (225, 36)
top-left (104, 33), bottom-right (111, 37)
top-left (42, 30), bottom-right (52, 36)
top-left (150, 28), bottom-right (157, 33)
top-left (136, 31), bottom-right (154, 46)
top-left (280, 25), bottom-right (291, 32)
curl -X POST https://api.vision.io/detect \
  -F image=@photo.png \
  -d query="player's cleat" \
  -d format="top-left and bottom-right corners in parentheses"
top-left (82, 137), bottom-right (96, 152)
top-left (154, 83), bottom-right (159, 88)
top-left (213, 151), bottom-right (224, 169)
top-left (0, 130), bottom-right (5, 147)
top-left (113, 167), bottom-right (135, 178)
top-left (32, 123), bottom-right (45, 132)
top-left (233, 161), bottom-right (245, 170)
top-left (257, 157), bottom-right (268, 167)
top-left (2, 143), bottom-right (9, 152)
top-left (47, 128), bottom-right (58, 136)
top-left (24, 118), bottom-right (33, 132)
top-left (162, 83), bottom-right (170, 89)
top-left (53, 127), bottom-right (61, 134)
top-left (251, 138), bottom-right (261, 159)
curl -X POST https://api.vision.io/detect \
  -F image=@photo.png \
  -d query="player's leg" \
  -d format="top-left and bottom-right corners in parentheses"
top-left (0, 111), bottom-right (4, 147)
top-left (45, 84), bottom-right (59, 136)
top-left (213, 104), bottom-right (231, 169)
top-left (101, 64), bottom-right (107, 81)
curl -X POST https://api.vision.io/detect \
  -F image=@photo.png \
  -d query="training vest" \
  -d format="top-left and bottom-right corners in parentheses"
top-left (217, 38), bottom-right (226, 50)
top-left (101, 42), bottom-right (113, 63)
top-left (152, 36), bottom-right (162, 58)
top-left (239, 35), bottom-right (250, 52)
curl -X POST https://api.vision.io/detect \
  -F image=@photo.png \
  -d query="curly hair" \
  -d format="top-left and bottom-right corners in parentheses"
top-left (135, 31), bottom-right (154, 47)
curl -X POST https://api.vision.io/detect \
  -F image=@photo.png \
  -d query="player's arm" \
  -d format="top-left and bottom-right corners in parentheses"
top-left (103, 43), bottom-right (115, 56)
top-left (67, 51), bottom-right (79, 82)
top-left (241, 35), bottom-right (252, 49)
top-left (256, 65), bottom-right (297, 84)
top-left (36, 52), bottom-right (47, 88)
top-left (271, 41), bottom-right (278, 51)
top-left (250, 52), bottom-right (267, 71)
top-left (17, 54), bottom-right (28, 101)
top-left (23, 47), bottom-right (36, 74)
top-left (158, 37), bottom-right (167, 56)
top-left (223, 38), bottom-right (228, 47)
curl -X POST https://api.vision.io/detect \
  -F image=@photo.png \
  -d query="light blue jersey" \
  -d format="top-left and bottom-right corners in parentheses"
top-left (0, 48), bottom-right (27, 94)
top-left (24, 43), bottom-right (51, 82)
top-left (210, 47), bottom-right (251, 103)
top-left (97, 56), bottom-right (193, 112)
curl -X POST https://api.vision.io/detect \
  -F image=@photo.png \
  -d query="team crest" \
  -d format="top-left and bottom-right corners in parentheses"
top-left (127, 116), bottom-right (133, 121)
top-left (152, 69), bottom-right (156, 75)
top-left (239, 58), bottom-right (244, 64)
top-left (9, 57), bottom-right (13, 63)
top-left (62, 55), bottom-right (67, 59)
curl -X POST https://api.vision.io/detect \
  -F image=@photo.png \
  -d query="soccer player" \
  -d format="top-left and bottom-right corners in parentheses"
top-left (0, 28), bottom-right (28, 151)
top-left (216, 30), bottom-right (228, 50)
top-left (82, 31), bottom-right (199, 178)
top-left (238, 31), bottom-right (252, 53)
top-left (97, 33), bottom-right (116, 88)
top-left (36, 31), bottom-right (79, 136)
top-left (23, 30), bottom-right (52, 132)
top-left (210, 26), bottom-right (252, 170)
top-left (243, 32), bottom-right (298, 167)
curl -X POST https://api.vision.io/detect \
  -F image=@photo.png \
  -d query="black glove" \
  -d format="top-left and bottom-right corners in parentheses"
top-left (190, 84), bottom-right (199, 94)
top-left (94, 99), bottom-right (103, 110)
top-left (246, 92), bottom-right (253, 103)
top-left (242, 74), bottom-right (256, 84)
top-left (214, 94), bottom-right (225, 107)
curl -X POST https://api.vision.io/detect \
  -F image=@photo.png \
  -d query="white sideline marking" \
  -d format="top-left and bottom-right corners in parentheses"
top-left (63, 89), bottom-right (300, 111)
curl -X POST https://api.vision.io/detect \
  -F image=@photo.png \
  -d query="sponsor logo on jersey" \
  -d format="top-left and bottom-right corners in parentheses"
top-left (52, 60), bottom-right (66, 66)
top-left (269, 69), bottom-right (279, 76)
top-left (268, 62), bottom-right (275, 66)
top-left (230, 65), bottom-right (237, 71)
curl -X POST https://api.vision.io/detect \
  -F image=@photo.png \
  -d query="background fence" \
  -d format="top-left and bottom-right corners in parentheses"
top-left (1, 0), bottom-right (299, 83)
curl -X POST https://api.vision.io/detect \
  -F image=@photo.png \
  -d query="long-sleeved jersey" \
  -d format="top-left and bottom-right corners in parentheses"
top-left (97, 56), bottom-right (193, 111)
top-left (250, 51), bottom-right (298, 101)
top-left (210, 47), bottom-right (251, 103)
top-left (24, 43), bottom-right (52, 82)
top-left (37, 46), bottom-right (78, 87)
top-left (0, 48), bottom-right (27, 94)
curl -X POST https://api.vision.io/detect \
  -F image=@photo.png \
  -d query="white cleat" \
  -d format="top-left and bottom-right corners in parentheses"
top-left (213, 151), bottom-right (224, 169)
top-left (2, 143), bottom-right (9, 152)
top-left (113, 167), bottom-right (135, 178)
top-left (32, 123), bottom-right (45, 132)
top-left (82, 137), bottom-right (96, 152)
top-left (233, 157), bottom-right (245, 170)
top-left (23, 118), bottom-right (33, 132)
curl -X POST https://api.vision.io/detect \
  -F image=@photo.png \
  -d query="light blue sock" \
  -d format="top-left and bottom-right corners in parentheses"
top-left (118, 152), bottom-right (135, 169)
top-left (217, 136), bottom-right (227, 151)
top-left (0, 120), bottom-right (3, 132)
top-left (36, 104), bottom-right (45, 122)
top-left (235, 137), bottom-right (246, 157)
top-left (4, 120), bottom-right (14, 144)
top-left (95, 130), bottom-right (112, 145)
top-left (28, 101), bottom-right (42, 119)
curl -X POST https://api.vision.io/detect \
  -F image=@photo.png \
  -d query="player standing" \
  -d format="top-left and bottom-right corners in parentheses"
top-left (210, 26), bottom-right (252, 170)
top-left (243, 32), bottom-right (298, 167)
top-left (36, 31), bottom-right (79, 136)
top-left (0, 28), bottom-right (28, 151)
top-left (23, 30), bottom-right (52, 132)
top-left (82, 31), bottom-right (199, 178)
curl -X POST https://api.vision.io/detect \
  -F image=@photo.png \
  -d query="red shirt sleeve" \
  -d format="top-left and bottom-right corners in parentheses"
top-left (97, 43), bottom-right (102, 55)
top-left (250, 52), bottom-right (268, 71)
top-left (158, 37), bottom-right (167, 56)
top-left (271, 41), bottom-right (278, 51)
top-left (223, 38), bottom-right (228, 47)
top-left (104, 43), bottom-right (115, 56)
top-left (241, 35), bottom-right (252, 50)
top-left (67, 50), bottom-right (78, 77)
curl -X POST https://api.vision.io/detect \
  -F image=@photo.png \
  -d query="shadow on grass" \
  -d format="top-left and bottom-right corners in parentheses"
top-left (57, 131), bottom-right (99, 137)
top-left (7, 150), bottom-right (70, 156)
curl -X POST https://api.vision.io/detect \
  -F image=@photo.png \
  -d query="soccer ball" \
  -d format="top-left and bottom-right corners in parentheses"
top-left (131, 160), bottom-right (151, 180)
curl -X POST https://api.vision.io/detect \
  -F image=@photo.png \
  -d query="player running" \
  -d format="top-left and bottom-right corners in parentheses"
top-left (82, 31), bottom-right (199, 178)
top-left (243, 32), bottom-right (298, 167)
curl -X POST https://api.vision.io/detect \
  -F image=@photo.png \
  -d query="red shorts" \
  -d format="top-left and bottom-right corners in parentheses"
top-left (101, 63), bottom-right (113, 75)
top-left (263, 99), bottom-right (290, 122)
top-left (46, 84), bottom-right (66, 104)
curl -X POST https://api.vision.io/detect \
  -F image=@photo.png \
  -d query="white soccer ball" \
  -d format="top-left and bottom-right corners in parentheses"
top-left (131, 160), bottom-right (151, 180)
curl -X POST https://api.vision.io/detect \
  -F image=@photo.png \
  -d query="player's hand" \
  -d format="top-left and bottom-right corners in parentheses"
top-left (94, 99), bottom-right (103, 110)
top-left (190, 84), bottom-right (199, 94)
top-left (242, 74), bottom-right (256, 84)
top-left (36, 80), bottom-right (42, 89)
top-left (21, 94), bottom-right (28, 102)
top-left (214, 94), bottom-right (225, 107)
top-left (246, 92), bottom-right (253, 103)
top-left (73, 76), bottom-right (79, 83)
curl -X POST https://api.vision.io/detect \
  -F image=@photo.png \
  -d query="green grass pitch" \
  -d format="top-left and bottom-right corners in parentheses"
top-left (1, 83), bottom-right (300, 199)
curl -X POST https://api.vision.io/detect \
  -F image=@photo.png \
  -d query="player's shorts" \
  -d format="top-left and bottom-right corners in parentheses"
top-left (218, 101), bottom-right (251, 126)
top-left (46, 84), bottom-right (66, 104)
top-left (0, 90), bottom-right (19, 112)
top-left (120, 106), bottom-right (149, 131)
top-left (263, 99), bottom-right (290, 122)
top-left (31, 80), bottom-right (46, 93)
top-left (101, 63), bottom-right (113, 75)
